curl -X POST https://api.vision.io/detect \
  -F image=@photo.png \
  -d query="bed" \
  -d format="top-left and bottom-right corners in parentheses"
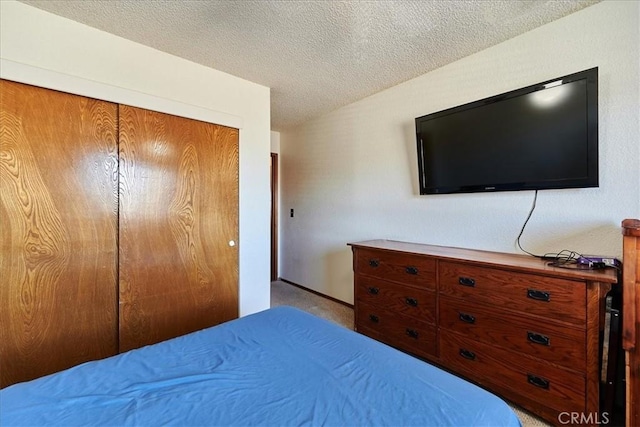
top-left (1, 306), bottom-right (521, 426)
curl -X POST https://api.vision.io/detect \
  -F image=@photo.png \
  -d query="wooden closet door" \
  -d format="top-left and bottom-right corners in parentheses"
top-left (0, 80), bottom-right (118, 388)
top-left (118, 105), bottom-right (239, 352)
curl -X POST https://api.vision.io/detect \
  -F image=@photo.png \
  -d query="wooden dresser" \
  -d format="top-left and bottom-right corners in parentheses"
top-left (349, 240), bottom-right (618, 425)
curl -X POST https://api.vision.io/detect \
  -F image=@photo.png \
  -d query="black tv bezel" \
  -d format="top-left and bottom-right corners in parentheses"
top-left (415, 67), bottom-right (599, 195)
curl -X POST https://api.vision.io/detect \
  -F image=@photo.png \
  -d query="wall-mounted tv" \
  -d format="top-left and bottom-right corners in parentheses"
top-left (415, 67), bottom-right (598, 195)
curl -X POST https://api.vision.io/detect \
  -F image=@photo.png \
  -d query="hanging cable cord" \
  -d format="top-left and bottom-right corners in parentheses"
top-left (515, 191), bottom-right (565, 260)
top-left (516, 191), bottom-right (593, 268)
top-left (516, 190), bottom-right (543, 258)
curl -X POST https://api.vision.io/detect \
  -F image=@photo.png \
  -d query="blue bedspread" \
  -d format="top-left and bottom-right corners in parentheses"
top-left (1, 306), bottom-right (521, 426)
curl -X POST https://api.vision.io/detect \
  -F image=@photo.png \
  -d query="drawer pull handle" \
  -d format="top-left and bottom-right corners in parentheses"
top-left (527, 374), bottom-right (550, 389)
top-left (527, 331), bottom-right (550, 346)
top-left (369, 314), bottom-right (379, 323)
top-left (459, 348), bottom-right (476, 361)
top-left (367, 287), bottom-right (380, 295)
top-left (405, 266), bottom-right (419, 275)
top-left (527, 289), bottom-right (550, 302)
top-left (369, 259), bottom-right (380, 268)
top-left (405, 329), bottom-right (419, 339)
top-left (458, 312), bottom-right (476, 324)
top-left (458, 277), bottom-right (476, 287)
top-left (405, 297), bottom-right (418, 307)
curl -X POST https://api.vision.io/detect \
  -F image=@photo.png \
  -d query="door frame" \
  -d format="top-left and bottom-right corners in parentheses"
top-left (270, 153), bottom-right (278, 281)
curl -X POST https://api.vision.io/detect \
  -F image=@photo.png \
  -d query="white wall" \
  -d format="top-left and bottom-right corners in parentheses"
top-left (280, 0), bottom-right (640, 304)
top-left (271, 131), bottom-right (281, 153)
top-left (0, 1), bottom-right (272, 316)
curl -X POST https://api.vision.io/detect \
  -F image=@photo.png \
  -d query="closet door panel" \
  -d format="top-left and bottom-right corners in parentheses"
top-left (0, 80), bottom-right (118, 387)
top-left (118, 105), bottom-right (238, 352)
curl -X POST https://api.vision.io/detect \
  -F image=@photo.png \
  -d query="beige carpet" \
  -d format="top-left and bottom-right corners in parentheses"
top-left (271, 280), bottom-right (354, 329)
top-left (271, 279), bottom-right (551, 427)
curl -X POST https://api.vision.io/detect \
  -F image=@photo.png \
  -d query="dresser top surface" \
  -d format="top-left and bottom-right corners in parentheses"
top-left (348, 239), bottom-right (618, 283)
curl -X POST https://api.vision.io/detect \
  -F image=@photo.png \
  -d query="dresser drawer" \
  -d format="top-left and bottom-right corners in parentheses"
top-left (439, 261), bottom-right (586, 325)
top-left (356, 275), bottom-right (436, 324)
top-left (355, 249), bottom-right (436, 290)
top-left (439, 296), bottom-right (586, 371)
top-left (440, 332), bottom-right (585, 414)
top-left (356, 302), bottom-right (436, 359)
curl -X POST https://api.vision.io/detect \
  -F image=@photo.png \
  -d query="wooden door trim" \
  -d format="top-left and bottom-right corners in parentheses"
top-left (271, 153), bottom-right (279, 281)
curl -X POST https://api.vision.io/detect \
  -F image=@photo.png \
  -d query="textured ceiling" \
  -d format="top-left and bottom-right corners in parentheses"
top-left (21, 0), bottom-right (600, 130)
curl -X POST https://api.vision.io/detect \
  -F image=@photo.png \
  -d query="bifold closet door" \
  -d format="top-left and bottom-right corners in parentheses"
top-left (0, 80), bottom-right (119, 387)
top-left (118, 105), bottom-right (239, 352)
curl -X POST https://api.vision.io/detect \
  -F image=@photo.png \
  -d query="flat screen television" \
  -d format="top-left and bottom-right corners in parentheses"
top-left (415, 67), bottom-right (598, 195)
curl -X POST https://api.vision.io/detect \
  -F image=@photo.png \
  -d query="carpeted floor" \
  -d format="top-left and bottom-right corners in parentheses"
top-left (271, 280), bottom-right (354, 329)
top-left (271, 279), bottom-right (551, 427)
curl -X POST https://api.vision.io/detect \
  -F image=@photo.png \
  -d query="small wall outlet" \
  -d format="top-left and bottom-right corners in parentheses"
top-left (290, 208), bottom-right (294, 217)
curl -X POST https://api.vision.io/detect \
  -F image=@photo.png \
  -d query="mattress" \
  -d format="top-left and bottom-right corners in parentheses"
top-left (1, 306), bottom-right (521, 426)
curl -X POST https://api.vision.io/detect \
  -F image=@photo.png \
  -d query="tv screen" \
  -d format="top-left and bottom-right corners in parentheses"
top-left (415, 67), bottom-right (598, 195)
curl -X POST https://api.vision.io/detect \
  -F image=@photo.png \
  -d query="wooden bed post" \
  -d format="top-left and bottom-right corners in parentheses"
top-left (622, 219), bottom-right (640, 427)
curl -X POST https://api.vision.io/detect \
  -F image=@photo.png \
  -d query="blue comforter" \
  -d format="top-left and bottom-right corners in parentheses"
top-left (1, 306), bottom-right (521, 426)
